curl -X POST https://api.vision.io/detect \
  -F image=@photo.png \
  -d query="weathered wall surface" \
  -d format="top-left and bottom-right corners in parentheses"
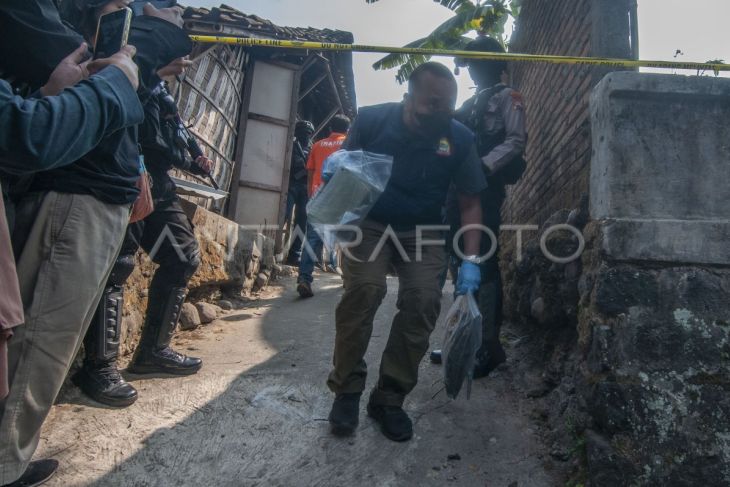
top-left (505, 0), bottom-right (633, 229)
top-left (498, 5), bottom-right (634, 478)
top-left (502, 0), bottom-right (634, 335)
top-left (578, 72), bottom-right (730, 486)
top-left (119, 201), bottom-right (275, 356)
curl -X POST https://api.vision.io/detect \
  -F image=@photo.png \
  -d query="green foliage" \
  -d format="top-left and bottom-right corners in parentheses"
top-left (366, 0), bottom-right (521, 82)
top-left (703, 59), bottom-right (725, 77)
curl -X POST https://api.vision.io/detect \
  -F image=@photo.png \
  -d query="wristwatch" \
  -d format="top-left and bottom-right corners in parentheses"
top-left (463, 255), bottom-right (483, 265)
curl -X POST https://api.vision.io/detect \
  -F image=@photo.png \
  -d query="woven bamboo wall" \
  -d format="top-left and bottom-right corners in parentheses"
top-left (170, 43), bottom-right (249, 212)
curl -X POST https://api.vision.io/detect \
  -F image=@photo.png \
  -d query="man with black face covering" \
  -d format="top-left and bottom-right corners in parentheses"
top-left (433, 36), bottom-right (527, 378)
top-left (326, 62), bottom-right (486, 442)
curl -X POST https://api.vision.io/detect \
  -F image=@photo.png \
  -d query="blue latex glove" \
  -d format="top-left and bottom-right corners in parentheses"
top-left (455, 261), bottom-right (481, 296)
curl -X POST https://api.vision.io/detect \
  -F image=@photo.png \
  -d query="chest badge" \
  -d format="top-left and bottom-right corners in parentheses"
top-left (437, 137), bottom-right (452, 157)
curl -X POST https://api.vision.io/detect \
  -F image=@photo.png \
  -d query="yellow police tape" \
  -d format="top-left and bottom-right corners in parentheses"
top-left (189, 35), bottom-right (730, 73)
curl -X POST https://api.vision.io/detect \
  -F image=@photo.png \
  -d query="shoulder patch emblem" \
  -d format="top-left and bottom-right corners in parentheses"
top-left (437, 137), bottom-right (452, 157)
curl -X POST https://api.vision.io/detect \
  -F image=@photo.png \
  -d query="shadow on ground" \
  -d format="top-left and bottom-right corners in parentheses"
top-left (37, 273), bottom-right (558, 487)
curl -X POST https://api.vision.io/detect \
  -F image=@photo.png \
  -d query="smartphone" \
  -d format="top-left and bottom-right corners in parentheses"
top-left (93, 7), bottom-right (133, 59)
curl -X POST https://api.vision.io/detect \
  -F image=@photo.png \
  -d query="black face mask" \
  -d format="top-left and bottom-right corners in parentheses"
top-left (414, 112), bottom-right (451, 136)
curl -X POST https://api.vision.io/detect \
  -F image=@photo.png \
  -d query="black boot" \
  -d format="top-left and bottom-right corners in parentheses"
top-left (73, 361), bottom-right (137, 408)
top-left (74, 286), bottom-right (137, 407)
top-left (127, 286), bottom-right (202, 376)
top-left (328, 393), bottom-right (361, 436)
top-left (367, 397), bottom-right (413, 442)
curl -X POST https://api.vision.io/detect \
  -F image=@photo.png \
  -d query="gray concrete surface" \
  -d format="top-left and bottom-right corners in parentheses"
top-left (35, 274), bottom-right (556, 487)
top-left (590, 72), bottom-right (730, 265)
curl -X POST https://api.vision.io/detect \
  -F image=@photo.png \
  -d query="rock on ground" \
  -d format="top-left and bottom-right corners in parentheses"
top-left (179, 303), bottom-right (201, 330)
top-left (195, 302), bottom-right (220, 324)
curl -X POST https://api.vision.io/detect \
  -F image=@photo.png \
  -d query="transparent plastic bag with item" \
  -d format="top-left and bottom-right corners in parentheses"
top-left (306, 150), bottom-right (392, 248)
top-left (442, 292), bottom-right (483, 399)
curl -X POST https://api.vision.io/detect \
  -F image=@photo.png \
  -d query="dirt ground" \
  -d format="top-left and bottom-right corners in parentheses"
top-left (36, 272), bottom-right (561, 487)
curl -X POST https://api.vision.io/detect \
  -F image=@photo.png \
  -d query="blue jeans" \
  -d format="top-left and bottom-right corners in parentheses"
top-left (297, 223), bottom-right (324, 284)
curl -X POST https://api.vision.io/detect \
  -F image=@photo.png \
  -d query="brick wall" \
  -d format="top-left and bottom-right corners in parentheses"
top-left (503, 0), bottom-right (632, 228)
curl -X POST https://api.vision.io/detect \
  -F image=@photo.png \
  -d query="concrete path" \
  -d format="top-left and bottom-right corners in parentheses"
top-left (36, 273), bottom-right (557, 487)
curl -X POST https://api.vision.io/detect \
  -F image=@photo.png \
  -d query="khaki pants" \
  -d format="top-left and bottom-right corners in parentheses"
top-left (0, 192), bottom-right (129, 484)
top-left (327, 220), bottom-right (446, 407)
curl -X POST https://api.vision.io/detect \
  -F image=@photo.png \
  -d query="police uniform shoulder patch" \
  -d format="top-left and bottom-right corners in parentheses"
top-left (437, 137), bottom-right (452, 157)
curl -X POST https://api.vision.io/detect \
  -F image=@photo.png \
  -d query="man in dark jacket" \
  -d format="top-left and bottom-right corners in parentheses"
top-left (0, 1), bottom-right (190, 484)
top-left (0, 23), bottom-right (143, 487)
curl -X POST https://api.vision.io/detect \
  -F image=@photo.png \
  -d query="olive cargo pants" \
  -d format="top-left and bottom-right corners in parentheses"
top-left (327, 220), bottom-right (446, 407)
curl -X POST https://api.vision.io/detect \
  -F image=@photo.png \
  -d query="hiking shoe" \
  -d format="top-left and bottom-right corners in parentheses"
top-left (2, 459), bottom-right (58, 487)
top-left (328, 393), bottom-right (361, 436)
top-left (297, 281), bottom-right (314, 298)
top-left (367, 402), bottom-right (413, 442)
top-left (72, 363), bottom-right (138, 408)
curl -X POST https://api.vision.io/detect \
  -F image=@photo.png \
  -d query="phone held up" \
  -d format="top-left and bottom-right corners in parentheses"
top-left (93, 7), bottom-right (133, 60)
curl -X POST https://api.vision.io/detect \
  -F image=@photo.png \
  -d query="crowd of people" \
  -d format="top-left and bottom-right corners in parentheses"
top-left (0, 1), bottom-right (217, 485)
top-left (0, 0), bottom-right (525, 484)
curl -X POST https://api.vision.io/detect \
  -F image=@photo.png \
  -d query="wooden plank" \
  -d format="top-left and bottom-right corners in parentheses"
top-left (186, 127), bottom-right (234, 168)
top-left (226, 56), bottom-right (255, 220)
top-left (298, 71), bottom-right (328, 102)
top-left (313, 105), bottom-right (340, 139)
top-left (248, 112), bottom-right (290, 128)
top-left (182, 77), bottom-right (237, 131)
top-left (238, 180), bottom-right (282, 192)
top-left (275, 62), bottom-right (303, 254)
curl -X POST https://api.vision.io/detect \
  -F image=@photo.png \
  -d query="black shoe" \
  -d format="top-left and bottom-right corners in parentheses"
top-left (367, 402), bottom-right (413, 442)
top-left (297, 281), bottom-right (314, 298)
top-left (328, 393), bottom-right (361, 436)
top-left (72, 363), bottom-right (138, 408)
top-left (127, 347), bottom-right (202, 376)
top-left (472, 346), bottom-right (507, 379)
top-left (2, 459), bottom-right (58, 487)
top-left (429, 349), bottom-right (442, 364)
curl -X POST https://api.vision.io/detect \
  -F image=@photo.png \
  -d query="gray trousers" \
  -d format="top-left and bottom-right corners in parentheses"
top-left (0, 191), bottom-right (129, 484)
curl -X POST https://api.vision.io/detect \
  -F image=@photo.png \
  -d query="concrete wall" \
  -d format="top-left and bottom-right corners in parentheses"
top-left (579, 72), bottom-right (730, 485)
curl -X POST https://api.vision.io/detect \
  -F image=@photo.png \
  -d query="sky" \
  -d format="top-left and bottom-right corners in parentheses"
top-left (192, 0), bottom-right (730, 106)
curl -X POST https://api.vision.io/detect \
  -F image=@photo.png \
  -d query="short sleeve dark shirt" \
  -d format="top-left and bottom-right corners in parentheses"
top-left (343, 102), bottom-right (486, 229)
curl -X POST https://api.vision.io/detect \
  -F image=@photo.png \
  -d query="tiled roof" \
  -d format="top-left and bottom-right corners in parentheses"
top-left (183, 4), bottom-right (354, 44)
top-left (183, 4), bottom-right (357, 116)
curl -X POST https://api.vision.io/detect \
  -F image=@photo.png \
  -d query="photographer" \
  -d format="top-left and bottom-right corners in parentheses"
top-left (0, 1), bottom-right (190, 485)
